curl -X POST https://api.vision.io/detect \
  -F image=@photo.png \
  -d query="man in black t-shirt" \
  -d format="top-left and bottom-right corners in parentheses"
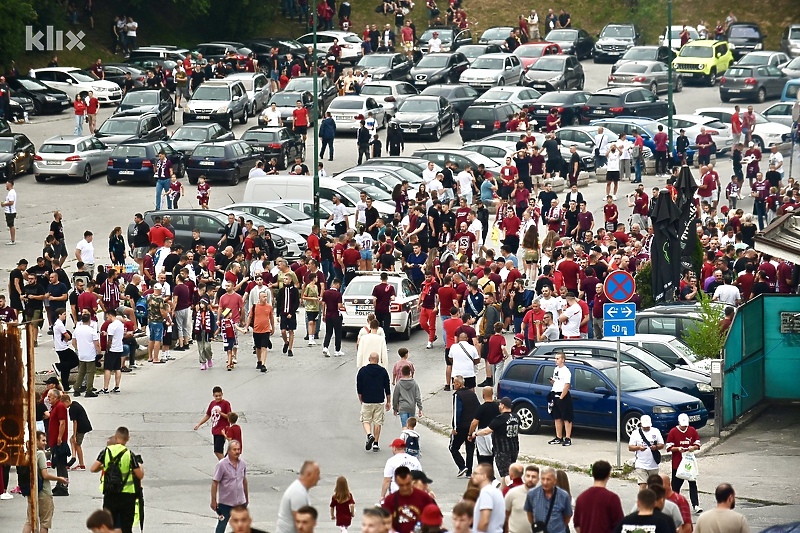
top-left (614, 488), bottom-right (674, 533)
top-left (122, 72), bottom-right (136, 94)
top-left (27, 257), bottom-right (52, 290)
top-left (537, 182), bottom-right (559, 212)
top-left (475, 397), bottom-right (519, 478)
top-left (63, 395), bottom-right (92, 469)
top-left (23, 272), bottom-right (46, 341)
top-left (542, 133), bottom-right (562, 178)
top-left (469, 387), bottom-right (500, 465)
top-left (49, 211), bottom-right (67, 265)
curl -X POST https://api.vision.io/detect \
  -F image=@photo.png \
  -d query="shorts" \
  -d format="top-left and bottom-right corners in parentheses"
top-left (253, 331), bottom-right (271, 349)
top-left (25, 309), bottom-right (43, 326)
top-left (360, 249), bottom-right (373, 260)
top-left (280, 314), bottom-right (297, 331)
top-left (178, 85), bottom-right (190, 99)
top-left (635, 468), bottom-right (660, 484)
top-left (360, 402), bottom-right (385, 425)
top-left (116, 305), bottom-right (131, 315)
top-left (545, 159), bottom-right (560, 174)
top-left (606, 171), bottom-right (620, 182)
top-left (104, 351), bottom-right (123, 371)
top-left (294, 125), bottom-right (308, 135)
top-left (224, 337), bottom-right (236, 351)
top-left (306, 311), bottom-right (319, 322)
top-left (26, 493), bottom-right (54, 529)
top-left (552, 393), bottom-right (574, 421)
top-left (531, 174), bottom-right (544, 187)
top-left (75, 432), bottom-right (86, 445)
top-left (148, 322), bottom-right (165, 342)
top-left (270, 70), bottom-right (280, 81)
top-left (132, 246), bottom-right (149, 260)
top-left (444, 348), bottom-right (452, 365)
top-left (5, 212), bottom-right (16, 227)
top-left (198, 197), bottom-right (209, 207)
top-left (162, 329), bottom-right (172, 345)
top-left (213, 434), bottom-right (226, 455)
top-left (402, 41), bottom-right (414, 52)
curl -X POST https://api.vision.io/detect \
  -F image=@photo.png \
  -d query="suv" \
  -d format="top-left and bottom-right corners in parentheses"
top-left (417, 26), bottom-right (473, 53)
top-left (459, 102), bottom-right (520, 141)
top-left (725, 23), bottom-right (765, 60)
top-left (94, 112), bottom-right (168, 148)
top-left (582, 87), bottom-right (671, 123)
top-left (410, 52), bottom-right (471, 88)
top-left (781, 24), bottom-right (800, 58)
top-left (593, 23), bottom-right (644, 63)
top-left (184, 79), bottom-right (250, 130)
top-left (113, 88), bottom-right (175, 125)
top-left (673, 40), bottom-right (734, 86)
top-left (498, 355), bottom-right (709, 437)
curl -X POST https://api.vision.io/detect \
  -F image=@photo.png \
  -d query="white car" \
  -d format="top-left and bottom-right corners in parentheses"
top-left (761, 101), bottom-right (797, 127)
top-left (656, 114), bottom-right (735, 154)
top-left (262, 198), bottom-right (355, 231)
top-left (693, 107), bottom-right (792, 149)
top-left (327, 95), bottom-right (388, 131)
top-left (658, 25), bottom-right (699, 51)
top-left (335, 168), bottom-right (417, 197)
top-left (29, 67), bottom-right (123, 104)
top-left (359, 81), bottom-right (419, 117)
top-left (461, 139), bottom-right (519, 165)
top-left (622, 334), bottom-right (711, 372)
top-left (459, 53), bottom-right (524, 90)
top-left (224, 72), bottom-right (272, 115)
top-left (297, 31), bottom-right (363, 64)
top-left (341, 272), bottom-right (421, 339)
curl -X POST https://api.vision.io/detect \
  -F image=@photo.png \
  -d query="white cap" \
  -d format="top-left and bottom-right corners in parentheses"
top-left (678, 413), bottom-right (690, 427)
top-left (153, 283), bottom-right (163, 290)
top-left (640, 415), bottom-right (652, 428)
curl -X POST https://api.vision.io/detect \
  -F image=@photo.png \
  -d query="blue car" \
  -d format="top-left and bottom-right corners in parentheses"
top-left (498, 356), bottom-right (708, 438)
top-left (588, 117), bottom-right (696, 165)
top-left (106, 140), bottom-right (184, 185)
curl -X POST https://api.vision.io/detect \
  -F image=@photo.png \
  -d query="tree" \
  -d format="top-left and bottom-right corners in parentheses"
top-left (0, 0), bottom-right (38, 68)
top-left (682, 291), bottom-right (727, 361)
top-left (634, 261), bottom-right (655, 310)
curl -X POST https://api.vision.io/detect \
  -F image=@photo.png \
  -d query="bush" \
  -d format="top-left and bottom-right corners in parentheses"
top-left (682, 291), bottom-right (726, 360)
top-left (634, 261), bottom-right (655, 310)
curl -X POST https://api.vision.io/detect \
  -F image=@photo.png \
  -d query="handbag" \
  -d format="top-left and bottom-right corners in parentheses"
top-left (531, 487), bottom-right (557, 533)
top-left (638, 428), bottom-right (661, 464)
top-left (676, 451), bottom-right (699, 481)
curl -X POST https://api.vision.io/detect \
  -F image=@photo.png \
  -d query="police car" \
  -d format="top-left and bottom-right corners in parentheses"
top-left (341, 272), bottom-right (421, 339)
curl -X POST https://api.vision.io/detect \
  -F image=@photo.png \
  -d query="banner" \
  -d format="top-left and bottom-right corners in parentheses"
top-left (674, 166), bottom-right (699, 274)
top-left (651, 189), bottom-right (682, 303)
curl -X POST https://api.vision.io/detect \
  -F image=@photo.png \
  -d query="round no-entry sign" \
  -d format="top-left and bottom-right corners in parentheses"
top-left (604, 270), bottom-right (636, 303)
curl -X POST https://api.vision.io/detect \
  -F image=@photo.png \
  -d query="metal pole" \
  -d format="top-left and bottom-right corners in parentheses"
top-left (312, 5), bottom-right (320, 228)
top-left (616, 335), bottom-right (621, 468)
top-left (26, 323), bottom-right (38, 531)
top-left (667, 0), bottom-right (674, 161)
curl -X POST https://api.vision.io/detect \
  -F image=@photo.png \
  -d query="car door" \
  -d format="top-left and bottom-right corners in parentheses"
top-left (762, 103), bottom-right (793, 126)
top-left (578, 30), bottom-right (591, 57)
top-left (499, 362), bottom-right (539, 407)
top-left (763, 65), bottom-right (786, 96)
top-left (191, 213), bottom-right (226, 242)
top-left (570, 367), bottom-right (615, 428)
top-left (238, 141), bottom-right (259, 173)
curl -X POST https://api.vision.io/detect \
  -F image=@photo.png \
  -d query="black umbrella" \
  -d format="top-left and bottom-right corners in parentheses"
top-left (650, 189), bottom-right (682, 303)
top-left (674, 165), bottom-right (699, 273)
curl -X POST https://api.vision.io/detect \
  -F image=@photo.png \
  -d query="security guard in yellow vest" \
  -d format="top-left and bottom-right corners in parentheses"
top-left (90, 427), bottom-right (144, 533)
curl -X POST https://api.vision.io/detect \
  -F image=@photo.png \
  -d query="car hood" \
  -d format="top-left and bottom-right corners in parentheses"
top-left (167, 139), bottom-right (203, 152)
top-left (525, 69), bottom-right (563, 80)
top-left (411, 67), bottom-right (449, 77)
top-left (115, 104), bottom-right (160, 115)
top-left (27, 88), bottom-right (69, 99)
top-left (598, 38), bottom-right (634, 46)
top-left (394, 111), bottom-right (439, 122)
top-left (0, 153), bottom-right (15, 162)
top-left (362, 66), bottom-right (392, 75)
top-left (86, 80), bottom-right (121, 90)
top-left (93, 132), bottom-right (136, 145)
top-left (462, 68), bottom-right (502, 78)
top-left (626, 386), bottom-right (705, 406)
top-left (187, 99), bottom-right (229, 109)
top-left (549, 38), bottom-right (575, 47)
top-left (665, 365), bottom-right (711, 381)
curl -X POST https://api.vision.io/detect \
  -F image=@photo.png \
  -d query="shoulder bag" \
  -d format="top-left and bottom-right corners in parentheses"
top-left (531, 487), bottom-right (558, 533)
top-left (638, 428), bottom-right (662, 464)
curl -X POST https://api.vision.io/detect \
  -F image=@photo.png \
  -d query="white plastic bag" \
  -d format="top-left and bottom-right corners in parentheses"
top-left (676, 451), bottom-right (699, 481)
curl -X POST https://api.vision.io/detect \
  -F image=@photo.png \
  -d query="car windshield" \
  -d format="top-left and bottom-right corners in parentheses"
top-left (122, 92), bottom-right (159, 105)
top-left (346, 279), bottom-right (398, 296)
top-left (69, 71), bottom-right (95, 83)
top-left (515, 46), bottom-right (546, 58)
top-left (625, 344), bottom-right (673, 371)
top-left (587, 94), bottom-right (622, 106)
top-left (0, 139), bottom-right (14, 152)
top-left (602, 25), bottom-right (635, 38)
top-left (602, 365), bottom-right (661, 392)
top-left (736, 54), bottom-right (769, 66)
top-left (680, 46), bottom-right (713, 58)
top-left (726, 67), bottom-right (754, 77)
top-left (791, 28), bottom-right (800, 39)
top-left (480, 89), bottom-right (514, 101)
top-left (420, 86), bottom-right (453, 97)
top-left (360, 85), bottom-right (393, 96)
top-left (460, 46), bottom-right (489, 58)
top-left (241, 130), bottom-right (281, 142)
top-left (285, 78), bottom-right (315, 92)
top-left (172, 126), bottom-right (211, 141)
top-left (471, 57), bottom-right (504, 70)
top-left (18, 78), bottom-right (51, 91)
top-left (270, 92), bottom-right (304, 106)
top-left (39, 143), bottom-right (74, 154)
top-left (535, 92), bottom-right (571, 104)
top-left (668, 27), bottom-right (698, 40)
top-left (98, 119), bottom-right (139, 135)
top-left (417, 55), bottom-right (450, 68)
top-left (482, 28), bottom-right (510, 40)
top-left (729, 26), bottom-right (760, 39)
top-left (191, 86), bottom-right (231, 101)
top-left (529, 57), bottom-right (565, 71)
top-left (193, 145), bottom-right (226, 158)
top-left (616, 64), bottom-right (649, 74)
top-left (667, 338), bottom-right (700, 364)
top-left (111, 145), bottom-right (148, 158)
top-left (356, 184), bottom-right (392, 201)
top-left (358, 55), bottom-right (393, 67)
top-left (398, 99), bottom-right (439, 113)
top-left (623, 48), bottom-right (657, 60)
top-left (421, 29), bottom-right (453, 41)
top-left (787, 57), bottom-right (800, 69)
top-left (272, 205), bottom-right (311, 220)
top-left (546, 30), bottom-right (577, 41)
top-left (464, 107), bottom-right (498, 120)
top-left (329, 99), bottom-right (365, 111)
top-left (388, 166), bottom-right (423, 183)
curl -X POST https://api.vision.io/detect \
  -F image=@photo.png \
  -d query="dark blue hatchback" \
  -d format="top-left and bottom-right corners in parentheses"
top-left (106, 140), bottom-right (183, 185)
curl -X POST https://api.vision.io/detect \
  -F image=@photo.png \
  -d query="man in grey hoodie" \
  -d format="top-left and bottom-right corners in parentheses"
top-left (392, 365), bottom-right (423, 428)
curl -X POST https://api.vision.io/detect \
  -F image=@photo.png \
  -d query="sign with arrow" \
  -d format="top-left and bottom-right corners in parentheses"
top-left (603, 303), bottom-right (636, 337)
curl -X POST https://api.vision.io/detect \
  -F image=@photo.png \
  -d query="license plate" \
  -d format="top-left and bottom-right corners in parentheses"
top-left (199, 161), bottom-right (215, 166)
top-left (593, 109), bottom-right (605, 114)
top-left (46, 160), bottom-right (60, 165)
top-left (416, 81), bottom-right (427, 85)
top-left (533, 84), bottom-right (546, 89)
top-left (727, 89), bottom-right (740, 93)
top-left (688, 415), bottom-right (701, 422)
top-left (62, 101), bottom-right (70, 106)
top-left (197, 115), bottom-right (210, 119)
top-left (119, 170), bottom-right (134, 175)
top-left (472, 124), bottom-right (486, 129)
top-left (356, 305), bottom-right (373, 311)
top-left (254, 146), bottom-right (264, 151)
top-left (335, 115), bottom-right (349, 121)
top-left (535, 110), bottom-right (547, 114)
top-left (402, 128), bottom-right (418, 133)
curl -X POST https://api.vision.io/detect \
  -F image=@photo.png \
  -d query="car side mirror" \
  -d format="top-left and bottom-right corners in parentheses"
top-left (233, 95), bottom-right (240, 101)
top-left (594, 387), bottom-right (611, 396)
top-left (217, 228), bottom-right (226, 234)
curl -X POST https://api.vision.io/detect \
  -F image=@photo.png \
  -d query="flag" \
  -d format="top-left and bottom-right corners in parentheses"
top-left (650, 189), bottom-right (681, 303)
top-left (674, 165), bottom-right (699, 274)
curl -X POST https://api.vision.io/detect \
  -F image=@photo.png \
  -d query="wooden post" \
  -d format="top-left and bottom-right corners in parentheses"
top-left (26, 322), bottom-right (38, 532)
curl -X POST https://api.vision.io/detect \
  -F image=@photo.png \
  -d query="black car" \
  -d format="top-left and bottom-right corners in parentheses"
top-left (284, 76), bottom-right (338, 112)
top-left (113, 88), bottom-right (175, 125)
top-left (356, 53), bottom-right (412, 81)
top-left (726, 22), bottom-right (766, 60)
top-left (544, 28), bottom-right (595, 60)
top-left (529, 90), bottom-right (590, 128)
top-left (417, 26), bottom-right (474, 53)
top-left (0, 133), bottom-right (35, 178)
top-left (99, 63), bottom-right (147, 89)
top-left (167, 123), bottom-right (236, 159)
top-left (240, 126), bottom-right (305, 169)
top-left (193, 42), bottom-right (249, 63)
top-left (0, 119), bottom-right (10, 135)
top-left (612, 46), bottom-right (676, 73)
top-left (523, 55), bottom-right (585, 92)
top-left (420, 84), bottom-right (480, 116)
top-left (124, 57), bottom-right (177, 91)
top-left (581, 87), bottom-right (671, 123)
top-left (392, 95), bottom-right (457, 141)
top-left (458, 44), bottom-right (504, 64)
top-left (459, 102), bottom-right (520, 141)
top-left (410, 52), bottom-right (470, 88)
top-left (244, 39), bottom-right (308, 67)
top-left (593, 23), bottom-right (644, 63)
top-left (5, 76), bottom-right (71, 115)
top-left (8, 96), bottom-right (34, 121)
top-left (94, 113), bottom-right (169, 148)
top-left (185, 139), bottom-right (259, 185)
top-left (479, 26), bottom-right (516, 46)
top-left (106, 140), bottom-right (184, 185)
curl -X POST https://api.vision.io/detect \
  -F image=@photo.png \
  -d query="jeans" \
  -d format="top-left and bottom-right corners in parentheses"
top-left (321, 259), bottom-right (334, 287)
top-left (155, 178), bottom-right (170, 210)
top-left (74, 114), bottom-right (84, 135)
top-left (399, 411), bottom-right (413, 428)
top-left (595, 154), bottom-right (607, 168)
top-left (490, 361), bottom-right (505, 382)
top-left (75, 361), bottom-right (96, 393)
top-left (320, 137), bottom-right (334, 159)
top-left (216, 503), bottom-right (234, 533)
top-left (51, 442), bottom-right (70, 490)
top-left (449, 431), bottom-right (475, 473)
top-left (323, 315), bottom-right (342, 351)
top-left (655, 150), bottom-right (668, 175)
top-left (634, 158), bottom-right (643, 182)
top-left (357, 144), bottom-right (370, 164)
top-left (754, 199), bottom-right (767, 230)
top-left (375, 311), bottom-right (392, 334)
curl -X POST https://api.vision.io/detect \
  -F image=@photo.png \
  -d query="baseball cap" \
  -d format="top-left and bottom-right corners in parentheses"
top-left (640, 415), bottom-right (652, 428)
top-left (420, 504), bottom-right (443, 527)
top-left (153, 283), bottom-right (163, 290)
top-left (678, 413), bottom-right (690, 427)
top-left (514, 333), bottom-right (524, 342)
top-left (500, 397), bottom-right (513, 408)
top-left (44, 376), bottom-right (60, 385)
top-left (390, 438), bottom-right (407, 449)
top-left (411, 470), bottom-right (433, 484)
top-left (748, 141), bottom-right (754, 147)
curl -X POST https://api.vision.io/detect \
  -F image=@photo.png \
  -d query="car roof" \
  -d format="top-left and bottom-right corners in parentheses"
top-left (42, 135), bottom-right (96, 144)
top-left (616, 60), bottom-right (661, 68)
top-left (404, 95), bottom-right (440, 100)
top-left (513, 354), bottom-right (620, 370)
top-left (226, 72), bottom-right (265, 79)
top-left (245, 126), bottom-right (284, 132)
top-left (198, 139), bottom-right (240, 145)
top-left (464, 139), bottom-right (515, 148)
top-left (116, 139), bottom-right (163, 146)
top-left (517, 42), bottom-right (558, 48)
top-left (363, 80), bottom-right (409, 87)
top-left (475, 53), bottom-right (515, 59)
top-left (684, 39), bottom-right (724, 46)
top-left (177, 123), bottom-right (219, 129)
top-left (331, 95), bottom-right (371, 102)
top-left (592, 87), bottom-right (640, 95)
top-left (202, 79), bottom-right (240, 85)
top-left (31, 67), bottom-right (80, 72)
top-left (623, 333), bottom-right (682, 343)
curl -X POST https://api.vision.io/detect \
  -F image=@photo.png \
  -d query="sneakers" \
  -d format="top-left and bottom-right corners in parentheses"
top-left (548, 437), bottom-right (563, 445)
top-left (456, 468), bottom-right (468, 478)
top-left (322, 347), bottom-right (330, 357)
top-left (372, 443), bottom-right (380, 452)
top-left (112, 387), bottom-right (120, 393)
top-left (282, 342), bottom-right (289, 354)
top-left (70, 465), bottom-right (86, 471)
top-left (444, 385), bottom-right (451, 391)
top-left (200, 363), bottom-right (208, 371)
top-left (0, 492), bottom-right (13, 500)
top-left (5, 241), bottom-right (16, 246)
top-left (207, 359), bottom-right (213, 368)
top-left (98, 389), bottom-right (109, 394)
top-left (562, 438), bottom-right (572, 446)
top-left (84, 391), bottom-right (98, 398)
top-left (308, 339), bottom-right (317, 346)
top-left (67, 457), bottom-right (77, 468)
top-left (426, 341), bottom-right (433, 349)
top-left (366, 434), bottom-right (375, 451)
top-left (288, 349), bottom-right (294, 357)
top-left (693, 505), bottom-right (703, 514)
top-left (9, 486), bottom-right (21, 494)
top-left (260, 365), bottom-right (268, 373)
top-left (257, 361), bottom-right (264, 369)
top-left (334, 350), bottom-right (344, 357)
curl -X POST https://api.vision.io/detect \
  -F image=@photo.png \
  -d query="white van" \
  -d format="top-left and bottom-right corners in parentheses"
top-left (243, 176), bottom-right (395, 218)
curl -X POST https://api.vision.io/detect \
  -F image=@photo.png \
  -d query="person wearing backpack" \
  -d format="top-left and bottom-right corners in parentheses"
top-left (400, 417), bottom-right (421, 458)
top-left (392, 365), bottom-right (423, 429)
top-left (89, 426), bottom-right (144, 533)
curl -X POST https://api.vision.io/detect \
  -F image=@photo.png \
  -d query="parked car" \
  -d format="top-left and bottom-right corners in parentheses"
top-left (356, 53), bottom-right (412, 81)
top-left (781, 24), bottom-right (800, 58)
top-left (243, 38), bottom-right (307, 65)
top-left (335, 169), bottom-right (408, 197)
top-left (672, 40), bottom-right (734, 86)
top-left (192, 42), bottom-right (249, 63)
top-left (588, 117), bottom-right (695, 164)
top-left (360, 156), bottom-right (442, 175)
top-left (29, 67), bottom-right (123, 104)
top-left (225, 72), bottom-right (272, 115)
top-left (479, 26), bottom-right (515, 47)
top-left (612, 46), bottom-right (676, 74)
top-left (498, 355), bottom-right (708, 437)
top-left (582, 87), bottom-right (671, 123)
top-left (0, 133), bottom-right (35, 178)
top-left (459, 44), bottom-right (504, 64)
top-left (634, 302), bottom-right (725, 340)
top-left (8, 96), bottom-right (34, 122)
top-left (419, 84), bottom-right (480, 116)
top-left (608, 61), bottom-right (683, 94)
top-left (528, 90), bottom-right (591, 128)
top-left (659, 25), bottom-right (699, 51)
top-left (33, 135), bottom-right (111, 183)
top-left (221, 202), bottom-right (315, 238)
top-left (460, 53), bottom-right (523, 90)
top-left (283, 76), bottom-right (338, 112)
top-left (106, 140), bottom-right (184, 185)
top-left (260, 90), bottom-right (316, 127)
top-left (475, 86), bottom-right (542, 109)
top-left (694, 107), bottom-right (792, 149)
top-left (417, 26), bottom-right (473, 53)
top-left (782, 79), bottom-right (800, 101)
top-left (783, 57), bottom-right (800, 78)
top-left (297, 31), bottom-right (362, 63)
top-left (719, 65), bottom-right (789, 103)
top-left (392, 95), bottom-right (457, 140)
top-left (127, 47), bottom-right (192, 63)
top-left (166, 123), bottom-right (235, 158)
top-left (735, 51), bottom-right (791, 69)
top-left (94, 112), bottom-right (168, 148)
top-left (459, 102), bottom-right (521, 141)
top-left (543, 29), bottom-right (595, 60)
top-left (513, 42), bottom-right (562, 69)
top-left (761, 101), bottom-right (797, 127)
top-left (359, 81), bottom-right (419, 116)
top-left (185, 139), bottom-right (260, 185)
top-left (410, 52), bottom-right (470, 88)
top-left (102, 63), bottom-right (147, 89)
top-left (555, 126), bottom-right (619, 154)
top-left (113, 88), bottom-right (175, 125)
top-left (5, 76), bottom-right (71, 115)
top-left (656, 114), bottom-right (734, 154)
top-left (470, 134), bottom-right (596, 172)
top-left (725, 22), bottom-right (765, 60)
top-left (622, 334), bottom-right (711, 372)
top-left (239, 126), bottom-right (304, 169)
top-left (0, 119), bottom-right (10, 135)
top-left (123, 57), bottom-right (177, 91)
top-left (341, 272), bottom-right (420, 338)
top-left (523, 55), bottom-right (585, 92)
top-left (462, 140), bottom-right (523, 164)
top-left (411, 148), bottom-right (502, 173)
top-left (183, 79), bottom-right (250, 129)
top-left (341, 164), bottom-right (423, 187)
top-left (261, 198), bottom-right (344, 231)
top-left (593, 23), bottom-right (644, 63)
top-left (326, 95), bottom-right (388, 131)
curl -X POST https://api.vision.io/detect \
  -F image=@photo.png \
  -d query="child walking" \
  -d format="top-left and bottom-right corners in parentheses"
top-left (196, 175), bottom-right (210, 209)
top-left (400, 417), bottom-right (420, 457)
top-left (330, 476), bottom-right (355, 533)
top-left (194, 299), bottom-right (217, 370)
top-left (222, 412), bottom-right (243, 453)
top-left (167, 174), bottom-right (185, 209)
top-left (193, 386), bottom-right (232, 460)
top-left (302, 275), bottom-right (320, 346)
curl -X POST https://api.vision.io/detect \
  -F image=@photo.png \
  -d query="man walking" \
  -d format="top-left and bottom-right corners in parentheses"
top-left (100, 308), bottom-right (125, 394)
top-left (47, 389), bottom-right (70, 496)
top-left (357, 120), bottom-right (371, 164)
top-left (474, 397), bottom-right (519, 479)
top-left (357, 352), bottom-right (391, 453)
top-left (211, 440), bottom-right (248, 533)
top-left (276, 461), bottom-right (321, 533)
top-left (573, 460), bottom-right (624, 533)
top-left (470, 463), bottom-right (506, 533)
top-left (277, 273), bottom-right (300, 357)
top-left (695, 484), bottom-right (749, 533)
top-left (89, 427), bottom-right (144, 533)
top-left (524, 467), bottom-right (573, 533)
top-left (451, 376), bottom-right (479, 477)
top-left (505, 465), bottom-right (539, 533)
top-left (23, 431), bottom-right (68, 533)
top-left (381, 440), bottom-right (423, 499)
top-left (319, 112), bottom-right (336, 161)
top-left (628, 415), bottom-right (664, 489)
top-left (2, 179), bottom-right (16, 245)
top-left (73, 311), bottom-right (100, 398)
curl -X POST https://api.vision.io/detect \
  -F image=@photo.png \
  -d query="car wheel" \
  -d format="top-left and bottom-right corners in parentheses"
top-left (107, 174), bottom-right (117, 185)
top-left (225, 113), bottom-right (234, 130)
top-left (230, 168), bottom-right (240, 186)
top-left (751, 135), bottom-right (765, 151)
top-left (518, 74), bottom-right (524, 86)
top-left (755, 87), bottom-right (766, 103)
top-left (623, 412), bottom-right (643, 438)
top-left (82, 164), bottom-right (91, 183)
top-left (707, 68), bottom-right (717, 87)
top-left (188, 173), bottom-right (198, 185)
top-left (240, 107), bottom-right (249, 124)
top-left (649, 82), bottom-right (658, 94)
top-left (432, 123), bottom-right (442, 141)
top-left (675, 76), bottom-right (684, 92)
top-left (720, 93), bottom-right (731, 103)
top-left (35, 174), bottom-right (46, 183)
top-left (513, 403), bottom-right (540, 434)
top-left (450, 113), bottom-right (459, 133)
top-left (399, 318), bottom-right (411, 340)
top-left (33, 101), bottom-right (42, 115)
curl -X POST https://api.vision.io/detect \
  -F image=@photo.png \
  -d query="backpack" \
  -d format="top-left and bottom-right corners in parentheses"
top-left (405, 433), bottom-right (420, 457)
top-left (103, 447), bottom-right (131, 494)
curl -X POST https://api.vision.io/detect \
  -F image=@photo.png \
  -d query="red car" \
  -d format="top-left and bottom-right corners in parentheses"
top-left (513, 42), bottom-right (562, 69)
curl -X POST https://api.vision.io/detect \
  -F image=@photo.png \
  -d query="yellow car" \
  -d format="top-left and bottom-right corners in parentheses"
top-left (672, 39), bottom-right (734, 86)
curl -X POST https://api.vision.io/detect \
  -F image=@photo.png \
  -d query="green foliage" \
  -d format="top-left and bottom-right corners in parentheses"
top-left (691, 237), bottom-right (704, 278)
top-left (0, 0), bottom-right (38, 67)
top-left (635, 261), bottom-right (655, 310)
top-left (682, 291), bottom-right (727, 360)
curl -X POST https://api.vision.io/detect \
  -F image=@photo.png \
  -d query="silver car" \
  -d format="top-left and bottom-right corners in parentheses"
top-left (327, 95), bottom-right (388, 131)
top-left (34, 135), bottom-right (111, 183)
top-left (782, 56), bottom-right (800, 78)
top-left (222, 202), bottom-right (315, 238)
top-left (459, 53), bottom-right (524, 90)
top-left (761, 102), bottom-right (797, 127)
top-left (263, 198), bottom-right (354, 231)
top-left (607, 60), bottom-right (683, 94)
top-left (225, 72), bottom-right (272, 116)
top-left (358, 81), bottom-right (418, 117)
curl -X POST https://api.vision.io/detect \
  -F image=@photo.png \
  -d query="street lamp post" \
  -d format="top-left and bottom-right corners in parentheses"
top-left (667, 0), bottom-right (674, 161)
top-left (312, 7), bottom-right (321, 228)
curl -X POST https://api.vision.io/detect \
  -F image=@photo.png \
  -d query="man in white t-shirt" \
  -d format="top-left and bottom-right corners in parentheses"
top-left (471, 462), bottom-right (506, 533)
top-left (381, 438), bottom-right (422, 497)
top-left (264, 102), bottom-right (283, 127)
top-left (73, 311), bottom-right (100, 397)
top-left (558, 292), bottom-right (581, 339)
top-left (713, 279), bottom-right (741, 306)
top-left (75, 231), bottom-right (96, 273)
top-left (549, 352), bottom-right (573, 446)
top-left (452, 332), bottom-right (481, 388)
top-left (422, 161), bottom-right (438, 185)
top-left (538, 286), bottom-right (563, 318)
top-left (356, 191), bottom-right (368, 226)
top-left (628, 415), bottom-right (664, 489)
top-left (102, 309), bottom-right (126, 394)
top-left (539, 312), bottom-right (561, 342)
top-left (2, 179), bottom-right (17, 245)
top-left (456, 167), bottom-right (476, 205)
top-left (428, 32), bottom-right (442, 53)
top-left (428, 174), bottom-right (444, 196)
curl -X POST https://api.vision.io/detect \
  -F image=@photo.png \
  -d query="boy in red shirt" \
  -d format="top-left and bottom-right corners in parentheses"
top-left (222, 412), bottom-right (243, 453)
top-left (442, 306), bottom-right (464, 391)
top-left (292, 99), bottom-right (310, 142)
top-left (193, 386), bottom-right (232, 460)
